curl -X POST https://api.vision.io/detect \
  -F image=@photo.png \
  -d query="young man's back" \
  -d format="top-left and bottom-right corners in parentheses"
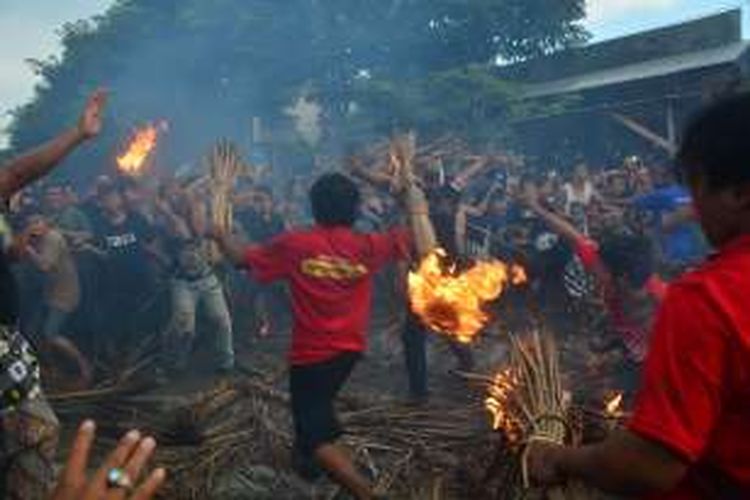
top-left (244, 225), bottom-right (409, 365)
top-left (215, 172), bottom-right (420, 499)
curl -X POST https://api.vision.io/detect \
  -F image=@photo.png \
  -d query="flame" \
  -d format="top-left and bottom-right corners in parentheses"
top-left (116, 122), bottom-right (165, 176)
top-left (605, 392), bottom-right (624, 417)
top-left (407, 249), bottom-right (526, 343)
top-left (484, 368), bottom-right (522, 443)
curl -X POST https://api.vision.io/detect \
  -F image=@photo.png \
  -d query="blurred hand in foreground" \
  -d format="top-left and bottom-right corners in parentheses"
top-left (49, 420), bottom-right (166, 500)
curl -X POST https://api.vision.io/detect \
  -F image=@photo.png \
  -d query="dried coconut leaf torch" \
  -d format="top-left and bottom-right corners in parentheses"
top-left (393, 132), bottom-right (437, 258)
top-left (486, 330), bottom-right (591, 499)
top-left (207, 140), bottom-right (244, 259)
top-left (398, 133), bottom-right (527, 344)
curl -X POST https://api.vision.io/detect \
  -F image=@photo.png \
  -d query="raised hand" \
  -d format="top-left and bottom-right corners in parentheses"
top-left (78, 89), bottom-right (108, 139)
top-left (208, 140), bottom-right (244, 182)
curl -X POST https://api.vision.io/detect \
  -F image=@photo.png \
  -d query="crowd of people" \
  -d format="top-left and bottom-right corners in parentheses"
top-left (5, 168), bottom-right (309, 385)
top-left (1, 88), bottom-right (748, 500)
top-left (4, 133), bottom-right (709, 397)
top-left (347, 144), bottom-right (709, 400)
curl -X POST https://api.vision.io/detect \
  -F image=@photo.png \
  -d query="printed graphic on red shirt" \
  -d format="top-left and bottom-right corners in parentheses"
top-left (300, 255), bottom-right (368, 281)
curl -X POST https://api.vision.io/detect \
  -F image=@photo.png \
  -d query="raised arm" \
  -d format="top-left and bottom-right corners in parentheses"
top-left (464, 181), bottom-right (502, 218)
top-left (155, 198), bottom-right (191, 240)
top-left (346, 156), bottom-right (394, 190)
top-left (25, 233), bottom-right (61, 273)
top-left (0, 90), bottom-right (106, 201)
top-left (452, 156), bottom-right (489, 191)
top-left (520, 188), bottom-right (585, 246)
top-left (210, 228), bottom-right (246, 267)
top-left (402, 185), bottom-right (437, 259)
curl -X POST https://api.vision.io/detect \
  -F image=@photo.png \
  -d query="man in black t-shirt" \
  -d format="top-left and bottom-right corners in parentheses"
top-left (94, 183), bottom-right (159, 352)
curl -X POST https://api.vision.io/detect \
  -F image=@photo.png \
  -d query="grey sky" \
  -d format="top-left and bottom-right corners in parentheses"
top-left (0, 0), bottom-right (746, 144)
top-left (0, 0), bottom-right (112, 141)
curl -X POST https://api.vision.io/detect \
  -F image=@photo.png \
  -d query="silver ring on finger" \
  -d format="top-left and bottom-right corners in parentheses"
top-left (106, 468), bottom-right (134, 491)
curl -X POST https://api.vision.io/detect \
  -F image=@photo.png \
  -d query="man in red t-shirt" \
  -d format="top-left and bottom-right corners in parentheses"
top-left (524, 195), bottom-right (666, 366)
top-left (526, 94), bottom-right (750, 497)
top-left (213, 173), bottom-right (414, 499)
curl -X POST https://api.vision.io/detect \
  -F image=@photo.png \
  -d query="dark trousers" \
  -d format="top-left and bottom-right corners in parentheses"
top-left (402, 313), bottom-right (475, 400)
top-left (403, 314), bottom-right (429, 399)
top-left (289, 352), bottom-right (361, 456)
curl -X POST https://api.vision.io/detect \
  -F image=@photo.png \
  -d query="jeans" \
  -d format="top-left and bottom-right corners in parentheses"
top-left (402, 312), bottom-right (475, 400)
top-left (166, 274), bottom-right (234, 371)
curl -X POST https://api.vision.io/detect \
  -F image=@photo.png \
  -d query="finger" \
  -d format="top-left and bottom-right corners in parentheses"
top-left (61, 420), bottom-right (96, 488)
top-left (89, 430), bottom-right (142, 489)
top-left (130, 468), bottom-right (167, 500)
top-left (123, 437), bottom-right (157, 483)
top-left (89, 88), bottom-right (108, 111)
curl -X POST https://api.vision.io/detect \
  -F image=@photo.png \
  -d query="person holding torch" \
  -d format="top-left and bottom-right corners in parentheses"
top-left (211, 150), bottom-right (436, 499)
top-left (526, 93), bottom-right (750, 498)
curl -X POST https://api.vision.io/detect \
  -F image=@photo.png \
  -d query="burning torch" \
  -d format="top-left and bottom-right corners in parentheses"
top-left (392, 133), bottom-right (526, 345)
top-left (116, 121), bottom-right (167, 177)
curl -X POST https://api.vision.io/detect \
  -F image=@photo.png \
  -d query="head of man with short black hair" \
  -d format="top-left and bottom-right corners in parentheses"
top-left (309, 173), bottom-right (361, 228)
top-left (677, 92), bottom-right (750, 247)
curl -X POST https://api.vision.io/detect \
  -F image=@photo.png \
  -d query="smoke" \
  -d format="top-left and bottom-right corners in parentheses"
top-left (286, 96), bottom-right (322, 148)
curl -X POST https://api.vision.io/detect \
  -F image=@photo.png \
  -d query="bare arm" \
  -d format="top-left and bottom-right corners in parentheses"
top-left (211, 230), bottom-right (246, 267)
top-left (403, 185), bottom-right (437, 259)
top-left (155, 201), bottom-right (191, 239)
top-left (348, 161), bottom-right (394, 190)
top-left (61, 230), bottom-right (94, 246)
top-left (452, 156), bottom-right (489, 190)
top-left (464, 182), bottom-right (502, 218)
top-left (0, 90), bottom-right (106, 201)
top-left (535, 430), bottom-right (688, 495)
top-left (25, 233), bottom-right (62, 273)
top-left (523, 196), bottom-right (584, 247)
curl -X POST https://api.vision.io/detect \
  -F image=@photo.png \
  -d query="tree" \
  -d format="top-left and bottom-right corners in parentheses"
top-left (5, 0), bottom-right (588, 180)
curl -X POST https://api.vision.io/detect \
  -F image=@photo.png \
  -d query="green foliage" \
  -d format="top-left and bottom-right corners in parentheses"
top-left (348, 65), bottom-right (520, 143)
top-left (6, 0), bottom-right (588, 178)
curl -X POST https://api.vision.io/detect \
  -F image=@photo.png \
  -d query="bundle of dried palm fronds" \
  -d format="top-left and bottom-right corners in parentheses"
top-left (483, 331), bottom-right (594, 500)
top-left (207, 140), bottom-right (245, 235)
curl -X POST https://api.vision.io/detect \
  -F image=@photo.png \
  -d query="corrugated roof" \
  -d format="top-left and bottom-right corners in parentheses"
top-left (521, 41), bottom-right (750, 99)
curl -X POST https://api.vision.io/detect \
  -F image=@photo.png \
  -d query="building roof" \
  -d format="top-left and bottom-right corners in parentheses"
top-left (521, 40), bottom-right (750, 99)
